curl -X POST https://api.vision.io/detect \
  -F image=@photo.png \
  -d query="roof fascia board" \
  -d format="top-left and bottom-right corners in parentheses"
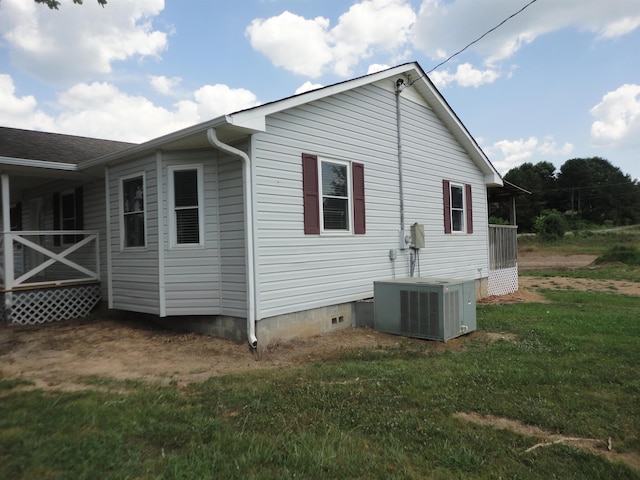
top-left (77, 115), bottom-right (263, 170)
top-left (229, 64), bottom-right (419, 126)
top-left (0, 156), bottom-right (77, 171)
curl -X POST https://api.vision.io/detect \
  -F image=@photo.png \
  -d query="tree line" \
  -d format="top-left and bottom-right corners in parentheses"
top-left (491, 157), bottom-right (640, 233)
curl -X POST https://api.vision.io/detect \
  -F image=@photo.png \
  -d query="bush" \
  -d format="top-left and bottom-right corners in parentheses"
top-left (534, 210), bottom-right (567, 240)
top-left (488, 216), bottom-right (510, 225)
top-left (596, 244), bottom-right (640, 265)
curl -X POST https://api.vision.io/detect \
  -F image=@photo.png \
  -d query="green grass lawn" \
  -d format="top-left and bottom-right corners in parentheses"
top-left (1, 288), bottom-right (639, 479)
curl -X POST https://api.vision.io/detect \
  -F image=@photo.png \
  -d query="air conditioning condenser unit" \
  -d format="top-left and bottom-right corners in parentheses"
top-left (374, 278), bottom-right (476, 342)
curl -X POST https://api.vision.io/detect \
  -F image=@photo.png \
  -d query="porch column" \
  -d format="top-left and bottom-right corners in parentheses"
top-left (509, 196), bottom-right (517, 226)
top-left (1, 173), bottom-right (13, 291)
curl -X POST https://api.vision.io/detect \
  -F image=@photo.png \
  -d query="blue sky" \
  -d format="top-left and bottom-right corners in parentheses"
top-left (1, 0), bottom-right (639, 179)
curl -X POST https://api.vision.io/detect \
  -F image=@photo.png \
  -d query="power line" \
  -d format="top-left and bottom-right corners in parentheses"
top-left (426, 0), bottom-right (540, 75)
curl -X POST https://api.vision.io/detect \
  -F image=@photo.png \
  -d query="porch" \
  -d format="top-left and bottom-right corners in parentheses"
top-left (1, 230), bottom-right (101, 325)
top-left (488, 224), bottom-right (518, 296)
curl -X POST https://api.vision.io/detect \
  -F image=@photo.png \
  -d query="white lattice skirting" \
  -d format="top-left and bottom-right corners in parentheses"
top-left (488, 266), bottom-right (519, 297)
top-left (2, 284), bottom-right (101, 325)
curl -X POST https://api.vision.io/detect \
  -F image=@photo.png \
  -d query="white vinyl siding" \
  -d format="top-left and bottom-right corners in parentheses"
top-left (217, 151), bottom-right (247, 317)
top-left (162, 151), bottom-right (222, 316)
top-left (108, 155), bottom-right (160, 314)
top-left (251, 80), bottom-right (489, 320)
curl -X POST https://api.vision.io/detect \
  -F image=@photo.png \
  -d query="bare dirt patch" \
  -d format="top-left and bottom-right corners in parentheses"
top-left (0, 320), bottom-right (406, 391)
top-left (1, 252), bottom-right (637, 392)
top-left (518, 252), bottom-right (599, 271)
top-left (455, 412), bottom-right (640, 472)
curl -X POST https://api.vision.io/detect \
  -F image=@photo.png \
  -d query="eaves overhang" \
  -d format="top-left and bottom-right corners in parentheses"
top-left (0, 156), bottom-right (77, 172)
top-left (77, 115), bottom-right (265, 171)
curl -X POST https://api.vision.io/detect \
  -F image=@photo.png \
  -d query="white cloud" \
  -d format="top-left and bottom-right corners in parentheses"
top-left (246, 0), bottom-right (415, 78)
top-left (150, 76), bottom-right (182, 96)
top-left (0, 74), bottom-right (261, 142)
top-left (413, 0), bottom-right (640, 66)
top-left (367, 64), bottom-right (391, 74)
top-left (295, 81), bottom-right (324, 95)
top-left (0, 74), bottom-right (53, 130)
top-left (55, 82), bottom-right (194, 142)
top-left (246, 11), bottom-right (333, 77)
top-left (0, 0), bottom-right (168, 85)
top-left (483, 136), bottom-right (574, 174)
top-left (429, 63), bottom-right (499, 88)
top-left (191, 84), bottom-right (260, 119)
top-left (590, 84), bottom-right (640, 146)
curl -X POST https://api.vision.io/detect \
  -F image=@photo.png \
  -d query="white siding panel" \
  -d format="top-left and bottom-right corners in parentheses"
top-left (253, 81), bottom-right (490, 319)
top-left (108, 154), bottom-right (161, 314)
top-left (218, 151), bottom-right (247, 317)
top-left (162, 150), bottom-right (221, 316)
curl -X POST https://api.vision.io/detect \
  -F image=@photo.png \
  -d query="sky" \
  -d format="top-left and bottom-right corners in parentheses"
top-left (0, 0), bottom-right (639, 179)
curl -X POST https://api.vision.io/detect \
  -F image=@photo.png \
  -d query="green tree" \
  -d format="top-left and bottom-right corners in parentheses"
top-left (35, 0), bottom-right (106, 9)
top-left (556, 157), bottom-right (640, 226)
top-left (499, 161), bottom-right (557, 232)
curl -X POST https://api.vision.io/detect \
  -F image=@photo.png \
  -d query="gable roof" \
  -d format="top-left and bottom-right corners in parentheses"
top-left (225, 62), bottom-right (503, 186)
top-left (0, 126), bottom-right (134, 168)
top-left (83, 62), bottom-right (501, 186)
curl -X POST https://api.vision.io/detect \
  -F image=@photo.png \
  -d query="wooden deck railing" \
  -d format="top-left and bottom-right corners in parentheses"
top-left (488, 224), bottom-right (518, 270)
top-left (0, 230), bottom-right (100, 291)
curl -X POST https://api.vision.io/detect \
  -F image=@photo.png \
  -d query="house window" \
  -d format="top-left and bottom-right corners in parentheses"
top-left (169, 165), bottom-right (204, 246)
top-left (302, 153), bottom-right (365, 235)
top-left (321, 160), bottom-right (350, 231)
top-left (53, 187), bottom-right (83, 245)
top-left (121, 175), bottom-right (146, 248)
top-left (443, 180), bottom-right (473, 234)
top-left (450, 184), bottom-right (465, 232)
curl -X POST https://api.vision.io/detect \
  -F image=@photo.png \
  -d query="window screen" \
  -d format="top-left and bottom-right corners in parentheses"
top-left (122, 176), bottom-right (145, 247)
top-left (173, 169), bottom-right (200, 244)
top-left (321, 161), bottom-right (349, 230)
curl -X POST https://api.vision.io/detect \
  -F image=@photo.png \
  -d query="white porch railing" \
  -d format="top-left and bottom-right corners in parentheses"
top-left (1, 230), bottom-right (100, 291)
top-left (488, 224), bottom-right (519, 296)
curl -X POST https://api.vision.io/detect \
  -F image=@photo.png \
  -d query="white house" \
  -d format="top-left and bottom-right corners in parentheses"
top-left (1, 62), bottom-right (518, 348)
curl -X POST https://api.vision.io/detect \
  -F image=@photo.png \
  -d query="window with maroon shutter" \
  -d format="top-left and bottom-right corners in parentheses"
top-left (302, 154), bottom-right (365, 234)
top-left (302, 153), bottom-right (320, 234)
top-left (442, 179), bottom-right (451, 234)
top-left (352, 162), bottom-right (365, 234)
top-left (465, 183), bottom-right (473, 234)
top-left (443, 180), bottom-right (472, 234)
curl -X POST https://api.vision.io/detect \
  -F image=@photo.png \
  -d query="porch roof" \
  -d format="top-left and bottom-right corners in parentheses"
top-left (0, 126), bottom-right (134, 165)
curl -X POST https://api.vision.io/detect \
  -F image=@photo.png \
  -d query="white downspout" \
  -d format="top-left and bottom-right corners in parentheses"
top-left (206, 128), bottom-right (258, 350)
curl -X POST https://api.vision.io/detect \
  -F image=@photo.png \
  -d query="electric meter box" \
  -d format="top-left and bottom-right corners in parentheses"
top-left (410, 223), bottom-right (425, 248)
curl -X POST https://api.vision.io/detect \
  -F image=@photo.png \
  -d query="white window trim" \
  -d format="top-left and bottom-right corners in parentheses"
top-left (119, 172), bottom-right (147, 250)
top-left (449, 182), bottom-right (466, 234)
top-left (318, 158), bottom-right (353, 235)
top-left (168, 164), bottom-right (205, 248)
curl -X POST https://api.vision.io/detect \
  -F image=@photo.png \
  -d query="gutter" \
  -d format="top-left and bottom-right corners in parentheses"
top-left (206, 128), bottom-right (258, 350)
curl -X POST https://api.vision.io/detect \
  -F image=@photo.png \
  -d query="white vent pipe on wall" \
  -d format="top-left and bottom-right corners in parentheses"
top-left (206, 128), bottom-right (258, 350)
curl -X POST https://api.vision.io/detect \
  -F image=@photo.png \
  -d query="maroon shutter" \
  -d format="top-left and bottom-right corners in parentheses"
top-left (442, 179), bottom-right (451, 234)
top-left (352, 162), bottom-right (366, 234)
top-left (75, 186), bottom-right (84, 241)
top-left (465, 184), bottom-right (473, 234)
top-left (53, 193), bottom-right (61, 246)
top-left (302, 153), bottom-right (320, 234)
